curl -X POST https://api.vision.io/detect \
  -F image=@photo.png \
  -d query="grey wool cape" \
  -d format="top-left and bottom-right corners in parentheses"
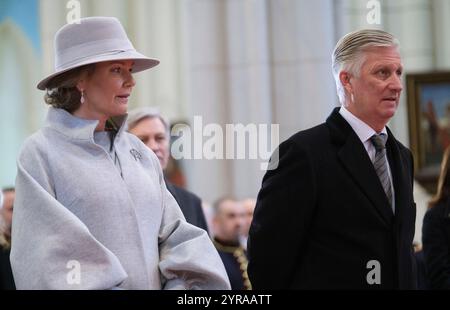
top-left (11, 107), bottom-right (230, 290)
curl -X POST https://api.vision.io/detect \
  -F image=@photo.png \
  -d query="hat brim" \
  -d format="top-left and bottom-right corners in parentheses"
top-left (37, 50), bottom-right (159, 90)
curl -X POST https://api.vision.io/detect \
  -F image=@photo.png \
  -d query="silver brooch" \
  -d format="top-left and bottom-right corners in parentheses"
top-left (130, 149), bottom-right (142, 161)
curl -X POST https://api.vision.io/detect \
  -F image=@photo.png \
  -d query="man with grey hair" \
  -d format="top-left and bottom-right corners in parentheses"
top-left (248, 29), bottom-right (416, 289)
top-left (127, 107), bottom-right (209, 233)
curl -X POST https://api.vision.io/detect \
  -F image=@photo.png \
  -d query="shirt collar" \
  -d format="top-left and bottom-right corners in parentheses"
top-left (45, 107), bottom-right (128, 141)
top-left (339, 105), bottom-right (387, 144)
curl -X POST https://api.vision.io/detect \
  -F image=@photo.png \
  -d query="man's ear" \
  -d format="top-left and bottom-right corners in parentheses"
top-left (339, 71), bottom-right (353, 94)
top-left (212, 216), bottom-right (219, 228)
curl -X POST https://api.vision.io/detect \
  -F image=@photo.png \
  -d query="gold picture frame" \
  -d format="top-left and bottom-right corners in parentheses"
top-left (407, 71), bottom-right (450, 193)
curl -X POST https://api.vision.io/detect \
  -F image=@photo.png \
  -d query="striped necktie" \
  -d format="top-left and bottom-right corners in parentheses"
top-left (370, 134), bottom-right (393, 208)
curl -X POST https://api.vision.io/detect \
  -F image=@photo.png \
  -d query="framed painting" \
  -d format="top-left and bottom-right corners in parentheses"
top-left (407, 72), bottom-right (450, 193)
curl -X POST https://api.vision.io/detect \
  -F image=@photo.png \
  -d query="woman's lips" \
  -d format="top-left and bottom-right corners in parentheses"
top-left (116, 94), bottom-right (129, 104)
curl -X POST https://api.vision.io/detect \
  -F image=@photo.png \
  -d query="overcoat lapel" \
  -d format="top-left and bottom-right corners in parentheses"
top-left (327, 108), bottom-right (394, 225)
top-left (385, 128), bottom-right (411, 227)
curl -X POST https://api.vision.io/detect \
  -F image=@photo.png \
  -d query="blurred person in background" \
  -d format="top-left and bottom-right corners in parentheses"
top-left (422, 146), bottom-right (450, 289)
top-left (239, 198), bottom-right (256, 250)
top-left (0, 187), bottom-right (15, 290)
top-left (127, 107), bottom-right (209, 233)
top-left (212, 198), bottom-right (251, 290)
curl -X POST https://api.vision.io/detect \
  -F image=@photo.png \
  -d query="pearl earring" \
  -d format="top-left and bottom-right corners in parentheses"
top-left (80, 90), bottom-right (85, 104)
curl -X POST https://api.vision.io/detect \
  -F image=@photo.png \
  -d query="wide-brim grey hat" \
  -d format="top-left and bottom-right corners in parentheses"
top-left (37, 16), bottom-right (159, 90)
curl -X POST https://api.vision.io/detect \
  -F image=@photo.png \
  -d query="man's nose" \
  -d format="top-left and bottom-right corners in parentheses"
top-left (389, 74), bottom-right (403, 92)
top-left (147, 139), bottom-right (159, 152)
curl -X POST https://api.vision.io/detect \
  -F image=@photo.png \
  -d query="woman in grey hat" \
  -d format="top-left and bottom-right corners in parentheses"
top-left (11, 17), bottom-right (230, 290)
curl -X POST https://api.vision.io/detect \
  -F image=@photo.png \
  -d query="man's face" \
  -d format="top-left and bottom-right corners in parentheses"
top-left (344, 46), bottom-right (403, 131)
top-left (213, 200), bottom-right (245, 243)
top-left (129, 117), bottom-right (170, 169)
top-left (1, 191), bottom-right (14, 235)
top-left (241, 199), bottom-right (256, 237)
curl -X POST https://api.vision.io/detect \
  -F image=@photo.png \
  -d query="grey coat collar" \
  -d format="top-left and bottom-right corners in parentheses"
top-left (45, 107), bottom-right (128, 141)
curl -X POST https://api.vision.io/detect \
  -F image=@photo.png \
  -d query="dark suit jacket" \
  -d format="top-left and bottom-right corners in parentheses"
top-left (213, 239), bottom-right (250, 290)
top-left (248, 108), bottom-right (417, 289)
top-left (166, 182), bottom-right (209, 233)
top-left (414, 250), bottom-right (430, 290)
top-left (422, 199), bottom-right (450, 289)
top-left (0, 246), bottom-right (15, 290)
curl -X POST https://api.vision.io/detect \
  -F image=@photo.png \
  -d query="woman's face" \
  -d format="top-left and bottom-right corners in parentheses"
top-left (76, 60), bottom-right (136, 120)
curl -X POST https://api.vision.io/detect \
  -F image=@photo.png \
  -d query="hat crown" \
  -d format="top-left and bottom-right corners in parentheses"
top-left (37, 16), bottom-right (159, 90)
top-left (54, 17), bottom-right (135, 71)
